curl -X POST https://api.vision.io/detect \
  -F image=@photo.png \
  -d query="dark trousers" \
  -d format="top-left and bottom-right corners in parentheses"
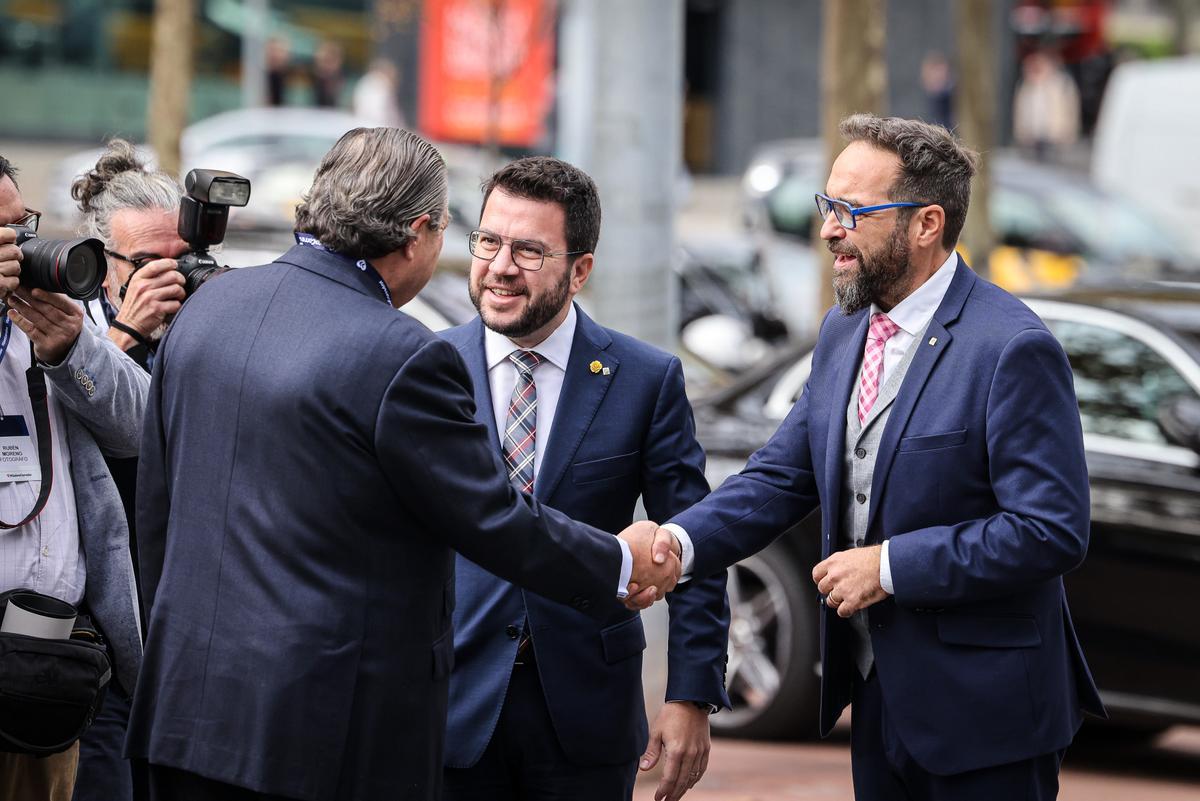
top-left (443, 656), bottom-right (639, 801)
top-left (850, 669), bottom-right (1064, 801)
top-left (72, 685), bottom-right (148, 801)
top-left (144, 764), bottom-right (299, 801)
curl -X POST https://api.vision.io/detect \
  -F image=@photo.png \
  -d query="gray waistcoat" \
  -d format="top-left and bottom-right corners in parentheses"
top-left (840, 324), bottom-right (927, 678)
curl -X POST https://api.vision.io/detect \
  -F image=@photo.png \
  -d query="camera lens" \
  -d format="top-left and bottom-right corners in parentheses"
top-left (16, 233), bottom-right (107, 300)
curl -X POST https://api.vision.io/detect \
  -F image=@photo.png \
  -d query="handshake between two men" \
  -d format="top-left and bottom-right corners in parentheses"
top-left (616, 521), bottom-right (889, 617)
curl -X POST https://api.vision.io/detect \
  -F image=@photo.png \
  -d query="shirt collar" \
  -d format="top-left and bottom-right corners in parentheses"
top-left (872, 251), bottom-right (958, 336)
top-left (484, 303), bottom-right (577, 372)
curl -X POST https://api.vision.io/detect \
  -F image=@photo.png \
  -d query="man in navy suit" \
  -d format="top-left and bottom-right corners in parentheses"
top-left (126, 128), bottom-right (681, 801)
top-left (651, 115), bottom-right (1105, 800)
top-left (441, 157), bottom-right (729, 801)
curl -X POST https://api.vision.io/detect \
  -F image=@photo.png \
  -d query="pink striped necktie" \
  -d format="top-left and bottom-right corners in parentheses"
top-left (503, 350), bottom-right (543, 493)
top-left (858, 312), bottom-right (901, 424)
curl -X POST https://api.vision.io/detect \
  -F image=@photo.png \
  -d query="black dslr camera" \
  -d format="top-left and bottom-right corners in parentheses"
top-left (4, 227), bottom-right (106, 301)
top-left (175, 168), bottom-right (251, 296)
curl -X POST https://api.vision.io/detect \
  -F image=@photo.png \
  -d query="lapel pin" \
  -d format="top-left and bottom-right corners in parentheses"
top-left (589, 360), bottom-right (603, 374)
top-left (928, 336), bottom-right (938, 346)
top-left (602, 367), bottom-right (611, 375)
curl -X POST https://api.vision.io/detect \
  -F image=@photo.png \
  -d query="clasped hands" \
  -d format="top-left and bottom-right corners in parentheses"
top-left (617, 521), bottom-right (683, 611)
top-left (618, 522), bottom-right (889, 616)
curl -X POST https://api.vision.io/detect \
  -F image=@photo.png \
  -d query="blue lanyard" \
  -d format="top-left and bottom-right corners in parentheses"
top-left (294, 233), bottom-right (393, 307)
top-left (0, 316), bottom-right (12, 368)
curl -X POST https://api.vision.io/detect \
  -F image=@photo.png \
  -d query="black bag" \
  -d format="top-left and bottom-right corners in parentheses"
top-left (0, 589), bottom-right (111, 756)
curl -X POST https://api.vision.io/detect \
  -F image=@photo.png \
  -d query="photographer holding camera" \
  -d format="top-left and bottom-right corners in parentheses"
top-left (0, 155), bottom-right (147, 801)
top-left (73, 140), bottom-right (188, 372)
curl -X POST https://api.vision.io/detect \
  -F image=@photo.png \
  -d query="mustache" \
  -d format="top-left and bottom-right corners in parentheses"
top-left (480, 278), bottom-right (525, 292)
top-left (827, 241), bottom-right (858, 257)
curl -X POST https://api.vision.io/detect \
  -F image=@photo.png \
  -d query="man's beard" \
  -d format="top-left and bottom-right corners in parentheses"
top-left (830, 221), bottom-right (912, 315)
top-left (469, 266), bottom-right (572, 340)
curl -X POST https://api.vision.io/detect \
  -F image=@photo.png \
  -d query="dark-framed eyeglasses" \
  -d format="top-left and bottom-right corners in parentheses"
top-left (15, 208), bottom-right (41, 232)
top-left (468, 229), bottom-right (587, 272)
top-left (104, 249), bottom-right (166, 271)
top-left (814, 192), bottom-right (929, 230)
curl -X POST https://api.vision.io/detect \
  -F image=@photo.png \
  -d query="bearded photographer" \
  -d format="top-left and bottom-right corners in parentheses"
top-left (73, 140), bottom-right (187, 372)
top-left (0, 156), bottom-right (147, 801)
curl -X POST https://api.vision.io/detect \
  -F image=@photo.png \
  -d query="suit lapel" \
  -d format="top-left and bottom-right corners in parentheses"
top-left (865, 258), bottom-right (975, 537)
top-left (456, 318), bottom-right (502, 450)
top-left (535, 307), bottom-right (617, 501)
top-left (822, 312), bottom-right (870, 542)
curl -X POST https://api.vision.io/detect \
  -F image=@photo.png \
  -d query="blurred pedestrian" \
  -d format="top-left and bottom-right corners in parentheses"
top-left (353, 58), bottom-right (406, 128)
top-left (310, 40), bottom-right (345, 108)
top-left (1013, 50), bottom-right (1081, 161)
top-left (920, 51), bottom-right (955, 130)
top-left (265, 37), bottom-right (293, 106)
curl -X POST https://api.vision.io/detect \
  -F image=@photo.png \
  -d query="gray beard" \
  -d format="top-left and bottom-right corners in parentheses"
top-left (832, 224), bottom-right (912, 315)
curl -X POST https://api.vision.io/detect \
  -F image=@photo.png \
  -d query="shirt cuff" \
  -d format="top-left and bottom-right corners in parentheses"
top-left (616, 537), bottom-right (633, 598)
top-left (880, 539), bottom-right (894, 595)
top-left (660, 523), bottom-right (693, 581)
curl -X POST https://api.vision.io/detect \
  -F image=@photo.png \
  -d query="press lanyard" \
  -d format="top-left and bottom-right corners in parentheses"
top-left (294, 233), bottom-right (393, 307)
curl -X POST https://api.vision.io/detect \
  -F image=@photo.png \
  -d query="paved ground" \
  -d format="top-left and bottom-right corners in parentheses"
top-left (634, 725), bottom-right (1200, 800)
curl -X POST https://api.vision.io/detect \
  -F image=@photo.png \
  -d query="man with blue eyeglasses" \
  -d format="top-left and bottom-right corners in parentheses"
top-left (644, 114), bottom-right (1106, 800)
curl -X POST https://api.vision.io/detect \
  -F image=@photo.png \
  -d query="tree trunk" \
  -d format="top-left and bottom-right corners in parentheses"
top-left (955, 0), bottom-right (995, 276)
top-left (818, 0), bottom-right (887, 312)
top-left (147, 0), bottom-right (195, 177)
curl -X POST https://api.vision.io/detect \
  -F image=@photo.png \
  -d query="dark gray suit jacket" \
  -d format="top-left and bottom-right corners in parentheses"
top-left (126, 245), bottom-right (624, 801)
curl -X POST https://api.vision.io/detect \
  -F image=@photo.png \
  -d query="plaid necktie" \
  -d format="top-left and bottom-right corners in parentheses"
top-left (858, 312), bottom-right (901, 423)
top-left (503, 350), bottom-right (543, 494)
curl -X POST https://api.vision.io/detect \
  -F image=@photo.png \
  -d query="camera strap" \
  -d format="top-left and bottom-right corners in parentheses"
top-left (0, 340), bottom-right (56, 530)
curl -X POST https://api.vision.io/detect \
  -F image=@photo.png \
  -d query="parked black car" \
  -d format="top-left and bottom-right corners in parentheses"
top-left (694, 284), bottom-right (1200, 740)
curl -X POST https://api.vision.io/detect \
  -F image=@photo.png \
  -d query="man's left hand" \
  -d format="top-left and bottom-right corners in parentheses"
top-left (813, 544), bottom-right (888, 618)
top-left (8, 288), bottom-right (84, 365)
top-left (639, 701), bottom-right (711, 801)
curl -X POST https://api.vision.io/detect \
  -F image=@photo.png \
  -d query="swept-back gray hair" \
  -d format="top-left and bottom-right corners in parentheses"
top-left (71, 139), bottom-right (183, 246)
top-left (839, 114), bottom-right (979, 248)
top-left (294, 127), bottom-right (447, 260)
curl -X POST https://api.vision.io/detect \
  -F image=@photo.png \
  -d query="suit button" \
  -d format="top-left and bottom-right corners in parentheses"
top-left (855, 538), bottom-right (865, 547)
top-left (855, 492), bottom-right (867, 504)
top-left (578, 599), bottom-right (590, 610)
top-left (855, 447), bottom-right (867, 459)
top-left (505, 625), bottom-right (519, 639)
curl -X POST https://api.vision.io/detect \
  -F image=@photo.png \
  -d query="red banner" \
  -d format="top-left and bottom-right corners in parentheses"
top-left (418, 0), bottom-right (556, 148)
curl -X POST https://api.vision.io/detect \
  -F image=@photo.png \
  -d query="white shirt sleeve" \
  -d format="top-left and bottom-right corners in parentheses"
top-left (616, 537), bottom-right (634, 598)
top-left (880, 539), bottom-right (894, 595)
top-left (660, 523), bottom-right (694, 582)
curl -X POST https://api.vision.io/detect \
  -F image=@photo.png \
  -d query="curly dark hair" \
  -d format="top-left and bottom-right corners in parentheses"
top-left (480, 156), bottom-right (601, 257)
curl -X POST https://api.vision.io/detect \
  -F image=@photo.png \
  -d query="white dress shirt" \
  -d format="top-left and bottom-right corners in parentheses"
top-left (670, 251), bottom-right (959, 591)
top-left (482, 304), bottom-right (634, 596)
top-left (0, 324), bottom-right (85, 605)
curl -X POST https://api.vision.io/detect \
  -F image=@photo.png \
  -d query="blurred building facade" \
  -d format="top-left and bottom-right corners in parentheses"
top-left (0, 0), bottom-right (1192, 172)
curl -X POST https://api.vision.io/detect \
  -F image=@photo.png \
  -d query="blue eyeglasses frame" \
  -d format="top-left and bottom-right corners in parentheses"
top-left (814, 192), bottom-right (929, 230)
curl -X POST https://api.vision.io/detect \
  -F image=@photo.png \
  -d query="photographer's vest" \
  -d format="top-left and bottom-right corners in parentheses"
top-left (839, 321), bottom-right (928, 678)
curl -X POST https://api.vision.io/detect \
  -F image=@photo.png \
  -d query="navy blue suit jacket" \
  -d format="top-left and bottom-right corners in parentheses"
top-left (441, 308), bottom-right (730, 768)
top-left (672, 260), bottom-right (1105, 775)
top-left (127, 246), bottom-right (625, 801)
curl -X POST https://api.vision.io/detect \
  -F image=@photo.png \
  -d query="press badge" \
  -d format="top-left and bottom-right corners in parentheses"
top-left (0, 415), bottom-right (41, 483)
